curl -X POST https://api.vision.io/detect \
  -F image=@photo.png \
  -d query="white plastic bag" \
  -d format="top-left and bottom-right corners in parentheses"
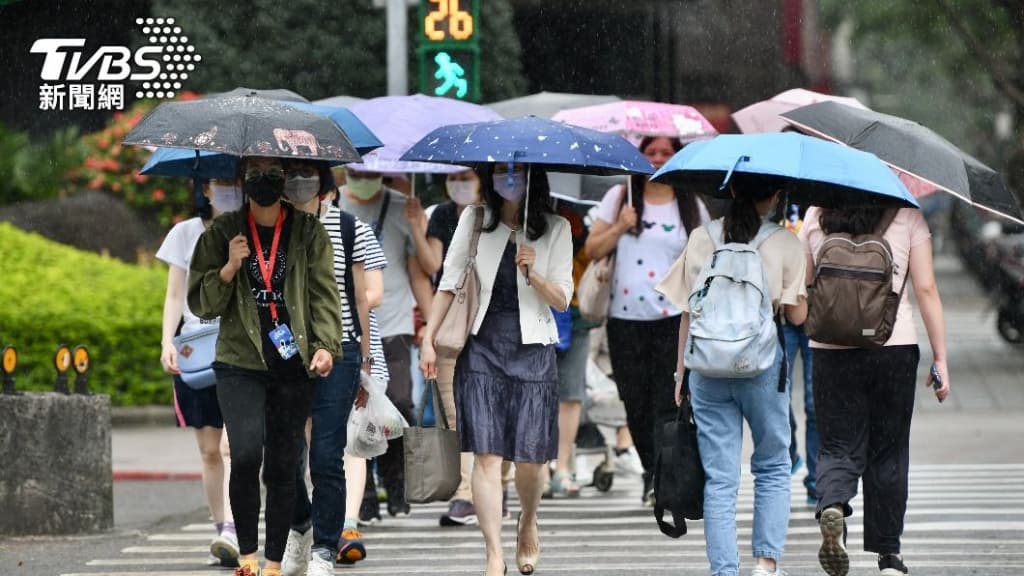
top-left (345, 372), bottom-right (409, 459)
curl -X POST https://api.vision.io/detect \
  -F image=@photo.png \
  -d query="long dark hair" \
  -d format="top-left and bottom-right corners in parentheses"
top-left (479, 164), bottom-right (554, 241)
top-left (626, 136), bottom-right (702, 236)
top-left (820, 205), bottom-right (887, 236)
top-left (723, 173), bottom-right (785, 243)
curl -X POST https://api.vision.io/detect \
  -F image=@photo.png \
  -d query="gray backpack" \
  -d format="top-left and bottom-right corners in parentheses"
top-left (685, 220), bottom-right (782, 379)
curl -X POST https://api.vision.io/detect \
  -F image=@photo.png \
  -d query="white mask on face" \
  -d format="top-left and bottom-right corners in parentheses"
top-left (446, 180), bottom-right (479, 206)
top-left (210, 184), bottom-right (243, 213)
top-left (284, 175), bottom-right (320, 204)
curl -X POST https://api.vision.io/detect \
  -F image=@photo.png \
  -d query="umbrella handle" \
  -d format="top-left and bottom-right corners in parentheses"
top-left (627, 176), bottom-right (632, 207)
top-left (522, 165), bottom-right (531, 286)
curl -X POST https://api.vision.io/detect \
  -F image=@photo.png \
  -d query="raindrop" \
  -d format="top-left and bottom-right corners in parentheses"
top-left (146, 91), bottom-right (154, 98)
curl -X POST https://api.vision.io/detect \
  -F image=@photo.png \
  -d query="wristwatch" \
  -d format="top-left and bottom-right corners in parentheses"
top-left (361, 356), bottom-right (375, 366)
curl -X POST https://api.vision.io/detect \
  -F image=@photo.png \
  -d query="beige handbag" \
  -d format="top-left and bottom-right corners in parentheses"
top-left (577, 253), bottom-right (615, 323)
top-left (434, 207), bottom-right (484, 359)
top-left (404, 378), bottom-right (461, 503)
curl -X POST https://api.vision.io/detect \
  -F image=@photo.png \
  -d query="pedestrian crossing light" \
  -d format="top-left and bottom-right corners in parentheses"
top-left (419, 0), bottom-right (480, 102)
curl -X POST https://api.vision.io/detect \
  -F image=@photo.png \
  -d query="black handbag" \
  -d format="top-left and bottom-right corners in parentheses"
top-left (653, 377), bottom-right (705, 538)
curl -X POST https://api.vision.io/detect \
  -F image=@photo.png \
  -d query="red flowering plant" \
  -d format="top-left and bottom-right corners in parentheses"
top-left (69, 91), bottom-right (203, 229)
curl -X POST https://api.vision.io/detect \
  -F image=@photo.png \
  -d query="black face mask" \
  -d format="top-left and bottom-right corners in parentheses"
top-left (244, 177), bottom-right (284, 207)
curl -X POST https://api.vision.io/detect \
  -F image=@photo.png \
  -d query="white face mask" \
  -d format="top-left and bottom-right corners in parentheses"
top-left (284, 175), bottom-right (320, 204)
top-left (210, 184), bottom-right (243, 214)
top-left (446, 180), bottom-right (479, 206)
top-left (492, 170), bottom-right (527, 203)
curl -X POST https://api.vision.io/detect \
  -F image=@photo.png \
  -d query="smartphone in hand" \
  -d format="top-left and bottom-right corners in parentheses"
top-left (930, 363), bottom-right (944, 403)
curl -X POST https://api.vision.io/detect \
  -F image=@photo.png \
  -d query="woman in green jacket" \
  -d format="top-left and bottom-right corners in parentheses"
top-left (188, 155), bottom-right (343, 576)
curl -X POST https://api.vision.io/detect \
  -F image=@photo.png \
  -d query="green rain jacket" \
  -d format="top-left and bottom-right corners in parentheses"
top-left (187, 205), bottom-right (343, 376)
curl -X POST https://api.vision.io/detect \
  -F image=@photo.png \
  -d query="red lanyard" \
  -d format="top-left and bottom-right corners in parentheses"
top-left (248, 209), bottom-right (285, 324)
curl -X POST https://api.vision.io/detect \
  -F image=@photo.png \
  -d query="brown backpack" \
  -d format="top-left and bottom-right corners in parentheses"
top-left (805, 209), bottom-right (908, 349)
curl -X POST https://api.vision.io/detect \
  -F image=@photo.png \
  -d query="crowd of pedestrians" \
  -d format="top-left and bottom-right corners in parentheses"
top-left (159, 113), bottom-right (951, 576)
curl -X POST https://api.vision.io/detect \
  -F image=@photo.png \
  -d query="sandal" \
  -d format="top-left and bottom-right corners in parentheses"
top-left (548, 471), bottom-right (580, 498)
top-left (516, 513), bottom-right (539, 575)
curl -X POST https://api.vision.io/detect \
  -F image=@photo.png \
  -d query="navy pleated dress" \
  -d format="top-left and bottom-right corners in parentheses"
top-left (455, 240), bottom-right (559, 463)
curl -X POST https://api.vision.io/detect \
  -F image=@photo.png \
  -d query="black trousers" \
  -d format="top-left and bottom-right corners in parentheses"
top-left (813, 345), bottom-right (919, 555)
top-left (364, 334), bottom-right (416, 505)
top-left (606, 316), bottom-right (681, 487)
top-left (215, 365), bottom-right (314, 562)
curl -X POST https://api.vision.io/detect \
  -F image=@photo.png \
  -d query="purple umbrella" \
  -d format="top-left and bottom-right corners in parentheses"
top-left (348, 94), bottom-right (501, 174)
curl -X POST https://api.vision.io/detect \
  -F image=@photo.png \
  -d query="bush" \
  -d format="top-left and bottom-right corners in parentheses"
top-left (0, 223), bottom-right (171, 406)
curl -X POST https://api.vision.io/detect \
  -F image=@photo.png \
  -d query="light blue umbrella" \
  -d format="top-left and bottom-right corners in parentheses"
top-left (139, 102), bottom-right (382, 179)
top-left (651, 132), bottom-right (918, 208)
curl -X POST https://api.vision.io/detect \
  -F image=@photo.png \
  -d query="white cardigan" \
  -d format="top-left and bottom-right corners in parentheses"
top-left (438, 205), bottom-right (574, 345)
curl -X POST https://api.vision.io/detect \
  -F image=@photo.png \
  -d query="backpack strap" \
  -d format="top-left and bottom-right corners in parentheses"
top-left (706, 219), bottom-right (724, 250)
top-left (751, 221), bottom-right (784, 249)
top-left (339, 210), bottom-right (361, 340)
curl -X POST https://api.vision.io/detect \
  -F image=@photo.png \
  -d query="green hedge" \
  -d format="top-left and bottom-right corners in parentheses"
top-left (0, 223), bottom-right (171, 405)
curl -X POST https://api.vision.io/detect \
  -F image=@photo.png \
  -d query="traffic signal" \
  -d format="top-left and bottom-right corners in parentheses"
top-left (418, 0), bottom-right (480, 102)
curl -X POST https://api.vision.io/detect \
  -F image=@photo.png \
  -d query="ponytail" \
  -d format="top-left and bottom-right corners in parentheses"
top-left (723, 194), bottom-right (761, 244)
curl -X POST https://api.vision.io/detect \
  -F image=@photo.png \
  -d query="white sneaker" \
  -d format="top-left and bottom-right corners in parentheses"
top-left (209, 532), bottom-right (239, 566)
top-left (280, 528), bottom-right (313, 576)
top-left (615, 447), bottom-right (644, 476)
top-left (752, 566), bottom-right (787, 576)
top-left (305, 553), bottom-right (335, 576)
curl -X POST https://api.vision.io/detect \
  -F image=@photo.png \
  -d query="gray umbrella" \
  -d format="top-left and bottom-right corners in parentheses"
top-left (781, 101), bottom-right (1023, 225)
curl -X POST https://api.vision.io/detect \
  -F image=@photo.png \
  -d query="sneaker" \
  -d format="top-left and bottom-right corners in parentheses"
top-left (358, 498), bottom-right (382, 526)
top-left (791, 454), bottom-right (804, 475)
top-left (280, 528), bottom-right (312, 576)
top-left (614, 447), bottom-right (644, 476)
top-left (206, 554), bottom-right (220, 566)
top-left (337, 529), bottom-right (367, 564)
top-left (751, 566), bottom-right (787, 576)
top-left (387, 494), bottom-right (411, 517)
top-left (818, 506), bottom-right (850, 576)
top-left (440, 499), bottom-right (478, 526)
top-left (502, 489), bottom-right (511, 520)
top-left (878, 554), bottom-right (909, 575)
top-left (306, 552), bottom-right (335, 576)
top-left (210, 532), bottom-right (240, 568)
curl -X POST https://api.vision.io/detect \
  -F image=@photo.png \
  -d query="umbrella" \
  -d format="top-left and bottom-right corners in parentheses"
top-left (123, 93), bottom-right (362, 163)
top-left (139, 103), bottom-right (383, 179)
top-left (400, 116), bottom-right (654, 176)
top-left (347, 93), bottom-right (501, 174)
top-left (780, 101), bottom-right (1024, 224)
top-left (314, 94), bottom-right (366, 108)
top-left (552, 100), bottom-right (717, 145)
top-left (731, 88), bottom-right (869, 134)
top-left (488, 91), bottom-right (621, 120)
top-left (651, 132), bottom-right (919, 209)
top-left (204, 86), bottom-right (309, 103)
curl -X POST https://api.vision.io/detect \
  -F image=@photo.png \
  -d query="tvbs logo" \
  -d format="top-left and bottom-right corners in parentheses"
top-left (31, 17), bottom-right (201, 109)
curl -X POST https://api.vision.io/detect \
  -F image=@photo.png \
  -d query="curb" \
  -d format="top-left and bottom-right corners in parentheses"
top-left (113, 470), bottom-right (202, 481)
top-left (111, 405), bottom-right (175, 427)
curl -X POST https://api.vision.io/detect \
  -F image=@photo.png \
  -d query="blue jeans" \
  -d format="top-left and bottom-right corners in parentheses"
top-left (690, 348), bottom-right (791, 576)
top-left (293, 342), bottom-right (360, 553)
top-left (783, 323), bottom-right (817, 493)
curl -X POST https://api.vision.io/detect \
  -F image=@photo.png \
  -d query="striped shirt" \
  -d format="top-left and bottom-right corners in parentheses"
top-left (321, 205), bottom-right (390, 383)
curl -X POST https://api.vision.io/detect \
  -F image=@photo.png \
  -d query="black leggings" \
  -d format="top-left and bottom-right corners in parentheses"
top-left (606, 316), bottom-right (681, 486)
top-left (813, 345), bottom-right (919, 555)
top-left (215, 365), bottom-right (314, 562)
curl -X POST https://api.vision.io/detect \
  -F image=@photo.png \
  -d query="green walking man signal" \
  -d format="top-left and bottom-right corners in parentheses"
top-left (419, 0), bottom-right (480, 102)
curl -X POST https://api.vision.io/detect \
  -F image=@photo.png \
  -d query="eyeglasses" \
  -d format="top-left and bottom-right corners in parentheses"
top-left (286, 165), bottom-right (318, 179)
top-left (245, 167), bottom-right (285, 182)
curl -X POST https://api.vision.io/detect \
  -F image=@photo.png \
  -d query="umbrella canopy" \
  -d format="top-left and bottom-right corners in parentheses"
top-left (139, 102), bottom-right (383, 179)
top-left (651, 132), bottom-right (918, 209)
top-left (732, 88), bottom-right (869, 134)
top-left (552, 100), bottom-right (717, 145)
top-left (781, 101), bottom-right (1023, 224)
top-left (347, 93), bottom-right (501, 174)
top-left (400, 116), bottom-right (654, 176)
top-left (204, 87), bottom-right (309, 103)
top-left (488, 91), bottom-right (621, 120)
top-left (123, 93), bottom-right (362, 163)
top-left (314, 94), bottom-right (366, 108)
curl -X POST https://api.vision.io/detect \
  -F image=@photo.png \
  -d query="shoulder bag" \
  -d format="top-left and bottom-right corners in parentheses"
top-left (173, 324), bottom-right (219, 390)
top-left (434, 207), bottom-right (484, 359)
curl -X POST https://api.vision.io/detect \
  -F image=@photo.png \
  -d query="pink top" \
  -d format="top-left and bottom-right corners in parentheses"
top-left (799, 207), bottom-right (931, 348)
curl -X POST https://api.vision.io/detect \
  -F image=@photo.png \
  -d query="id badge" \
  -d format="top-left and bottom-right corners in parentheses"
top-left (269, 323), bottom-right (299, 360)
